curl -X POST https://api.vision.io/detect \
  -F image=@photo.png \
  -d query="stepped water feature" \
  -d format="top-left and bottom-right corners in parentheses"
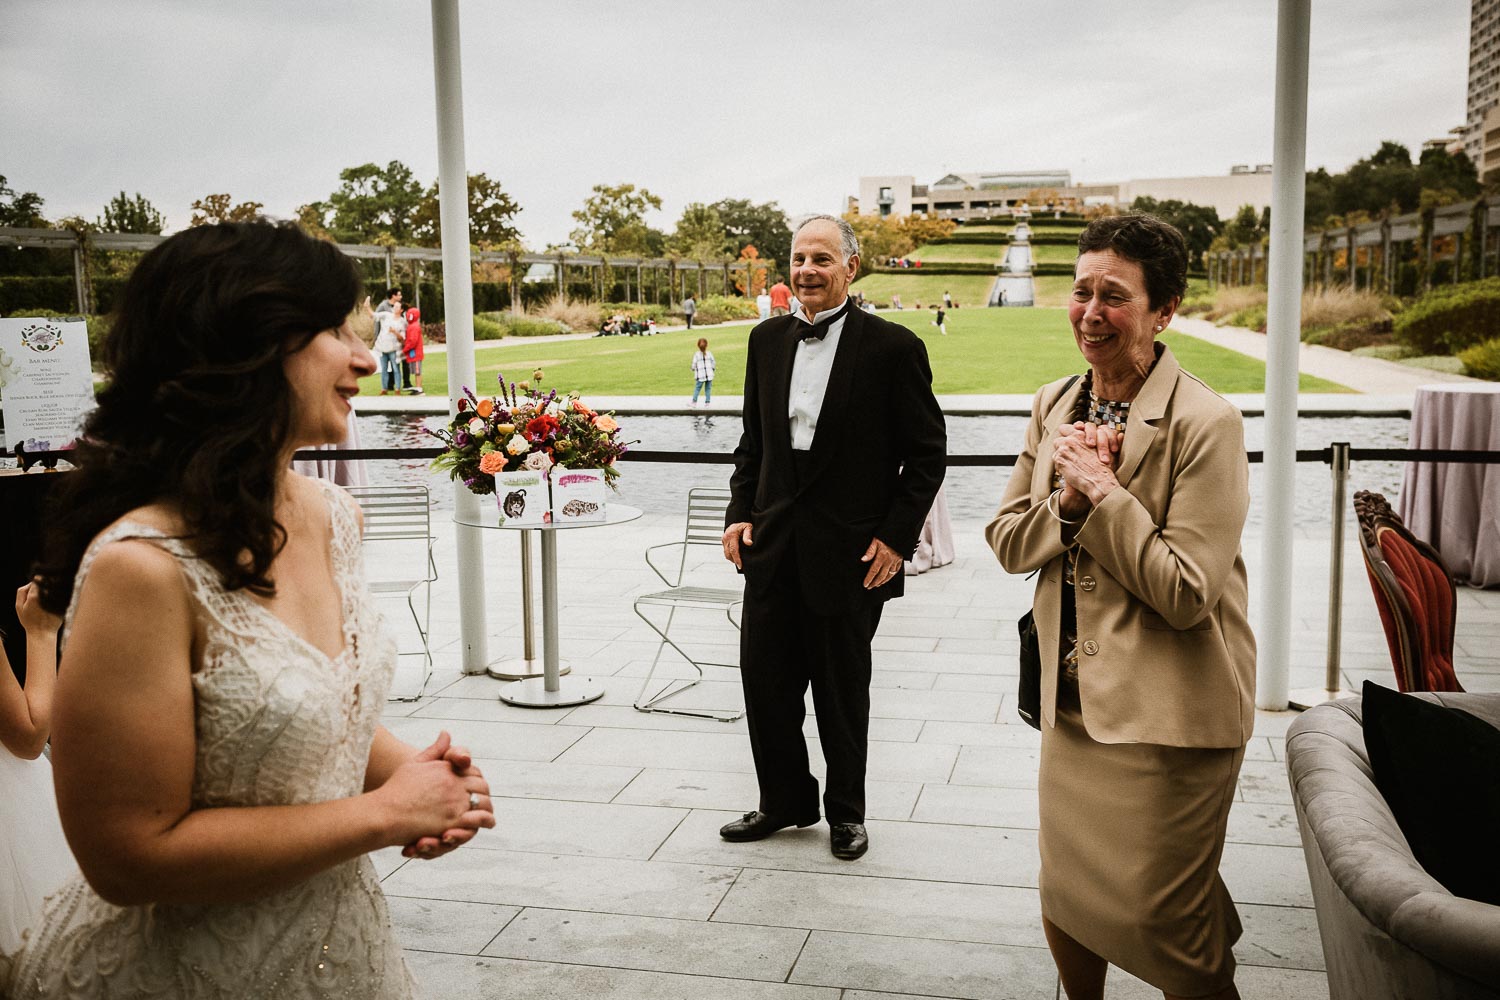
top-left (989, 221), bottom-right (1035, 307)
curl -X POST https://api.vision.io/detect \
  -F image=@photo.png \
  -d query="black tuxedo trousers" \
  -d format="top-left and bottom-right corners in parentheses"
top-left (741, 535), bottom-right (884, 825)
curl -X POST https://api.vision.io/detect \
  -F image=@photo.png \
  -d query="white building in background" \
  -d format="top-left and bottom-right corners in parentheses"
top-left (1467, 0), bottom-right (1500, 163)
top-left (856, 166), bottom-right (1274, 223)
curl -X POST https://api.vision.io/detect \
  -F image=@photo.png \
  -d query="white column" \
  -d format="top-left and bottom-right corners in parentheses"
top-left (1256, 0), bottom-right (1311, 710)
top-left (430, 0), bottom-right (489, 673)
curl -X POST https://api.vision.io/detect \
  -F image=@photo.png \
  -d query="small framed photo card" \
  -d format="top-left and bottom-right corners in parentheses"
top-left (551, 467), bottom-right (607, 523)
top-left (494, 469), bottom-right (548, 527)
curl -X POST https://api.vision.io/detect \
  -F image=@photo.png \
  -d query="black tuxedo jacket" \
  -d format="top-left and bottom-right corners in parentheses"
top-left (727, 306), bottom-right (947, 615)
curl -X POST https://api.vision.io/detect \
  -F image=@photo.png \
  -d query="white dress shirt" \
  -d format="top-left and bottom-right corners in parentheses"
top-left (787, 298), bottom-right (850, 451)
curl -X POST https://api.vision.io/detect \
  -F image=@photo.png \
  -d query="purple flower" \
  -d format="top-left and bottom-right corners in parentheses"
top-left (455, 430), bottom-right (470, 448)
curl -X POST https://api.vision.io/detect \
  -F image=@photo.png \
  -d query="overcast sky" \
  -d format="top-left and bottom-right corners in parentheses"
top-left (1, 1), bottom-right (1471, 247)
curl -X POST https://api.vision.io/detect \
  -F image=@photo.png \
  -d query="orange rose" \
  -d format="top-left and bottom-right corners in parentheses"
top-left (476, 398), bottom-right (494, 418)
top-left (479, 452), bottom-right (506, 475)
top-left (572, 400), bottom-right (596, 418)
top-left (592, 414), bottom-right (619, 434)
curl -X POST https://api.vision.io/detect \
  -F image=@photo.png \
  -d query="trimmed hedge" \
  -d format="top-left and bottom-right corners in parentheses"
top-left (1023, 234), bottom-right (1083, 246)
top-left (926, 234), bottom-right (1011, 246)
top-left (871, 262), bottom-right (996, 275)
top-left (1394, 278), bottom-right (1500, 355)
top-left (1030, 262), bottom-right (1077, 277)
top-left (1459, 336), bottom-right (1500, 380)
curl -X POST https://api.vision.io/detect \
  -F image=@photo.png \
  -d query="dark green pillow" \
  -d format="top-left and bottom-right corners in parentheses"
top-left (1361, 680), bottom-right (1500, 906)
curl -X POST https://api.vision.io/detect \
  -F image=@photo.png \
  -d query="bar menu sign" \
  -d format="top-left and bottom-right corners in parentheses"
top-left (0, 317), bottom-right (95, 452)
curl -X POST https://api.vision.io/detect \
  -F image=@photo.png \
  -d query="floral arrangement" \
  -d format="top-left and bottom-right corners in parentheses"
top-left (428, 369), bottom-right (630, 495)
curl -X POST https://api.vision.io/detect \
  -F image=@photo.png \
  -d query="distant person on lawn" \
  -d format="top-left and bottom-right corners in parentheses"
top-left (683, 294), bottom-right (697, 330)
top-left (401, 307), bottom-right (424, 395)
top-left (768, 279), bottom-right (792, 317)
top-left (691, 337), bottom-right (715, 408)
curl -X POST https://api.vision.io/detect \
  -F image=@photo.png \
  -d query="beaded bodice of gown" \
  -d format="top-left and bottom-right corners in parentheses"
top-left (2, 478), bottom-right (414, 999)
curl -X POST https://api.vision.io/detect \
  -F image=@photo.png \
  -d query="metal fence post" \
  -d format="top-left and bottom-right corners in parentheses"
top-left (1290, 442), bottom-right (1350, 710)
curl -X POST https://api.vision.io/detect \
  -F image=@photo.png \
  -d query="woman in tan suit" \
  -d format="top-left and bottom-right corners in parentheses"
top-left (986, 214), bottom-right (1255, 1000)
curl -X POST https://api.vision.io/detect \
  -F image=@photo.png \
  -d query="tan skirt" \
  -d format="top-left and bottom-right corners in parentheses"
top-left (1039, 683), bottom-right (1245, 996)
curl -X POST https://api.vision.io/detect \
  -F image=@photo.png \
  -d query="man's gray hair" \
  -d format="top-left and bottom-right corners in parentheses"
top-left (793, 214), bottom-right (860, 264)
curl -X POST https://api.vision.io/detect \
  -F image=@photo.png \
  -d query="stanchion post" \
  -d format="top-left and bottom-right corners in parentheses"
top-left (1291, 442), bottom-right (1351, 710)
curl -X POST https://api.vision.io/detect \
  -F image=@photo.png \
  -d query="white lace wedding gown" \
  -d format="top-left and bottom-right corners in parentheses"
top-left (1, 480), bottom-right (415, 999)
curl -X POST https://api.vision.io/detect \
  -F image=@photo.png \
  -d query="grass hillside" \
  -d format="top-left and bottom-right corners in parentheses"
top-left (358, 306), bottom-right (1350, 397)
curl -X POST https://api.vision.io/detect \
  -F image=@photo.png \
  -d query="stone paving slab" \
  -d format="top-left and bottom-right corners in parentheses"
top-left (403, 951), bottom-right (842, 1000)
top-left (655, 810), bottom-right (1039, 888)
top-left (612, 767), bottom-right (923, 822)
top-left (481, 908), bottom-right (809, 982)
top-left (790, 929), bottom-right (1059, 1000)
top-left (382, 848), bottom-right (739, 920)
top-left (386, 896), bottom-right (519, 955)
top-left (465, 797), bottom-right (687, 860)
top-left (712, 868), bottom-right (1048, 949)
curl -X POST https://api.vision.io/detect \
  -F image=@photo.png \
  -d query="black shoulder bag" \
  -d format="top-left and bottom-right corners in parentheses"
top-left (1016, 374), bottom-right (1084, 730)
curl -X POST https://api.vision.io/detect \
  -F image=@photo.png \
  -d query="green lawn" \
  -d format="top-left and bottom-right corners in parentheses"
top-left (906, 242), bottom-right (1004, 264)
top-left (1030, 243), bottom-right (1077, 264)
top-left (849, 272), bottom-right (996, 308)
top-left (362, 308), bottom-right (1351, 399)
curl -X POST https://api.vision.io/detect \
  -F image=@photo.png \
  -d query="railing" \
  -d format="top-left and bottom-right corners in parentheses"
top-left (11, 443), bottom-right (1498, 696)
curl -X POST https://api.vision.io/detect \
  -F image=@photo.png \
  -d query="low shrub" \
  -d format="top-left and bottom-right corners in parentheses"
top-left (1303, 318), bottom-right (1393, 351)
top-left (1301, 287), bottom-right (1389, 329)
top-left (1178, 291), bottom-right (1216, 316)
top-left (1226, 304), bottom-right (1267, 332)
top-left (1394, 278), bottom-right (1500, 355)
top-left (1200, 286), bottom-right (1267, 323)
top-left (690, 295), bottom-right (760, 325)
top-left (530, 294), bottom-right (601, 332)
top-left (473, 312), bottom-right (570, 339)
top-left (1459, 336), bottom-right (1500, 380)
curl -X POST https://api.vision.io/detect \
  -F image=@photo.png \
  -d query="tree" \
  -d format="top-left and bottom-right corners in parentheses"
top-left (1301, 141), bottom-right (1479, 226)
top-left (710, 198), bottom-right (791, 270)
top-left (323, 161), bottom-right (425, 244)
top-left (1130, 196), bottom-right (1220, 266)
top-left (98, 191), bottom-right (165, 234)
top-left (413, 171), bottom-right (522, 249)
top-left (895, 215), bottom-right (955, 250)
top-left (190, 193), bottom-right (264, 227)
top-left (0, 176), bottom-right (46, 228)
top-left (1222, 204), bottom-right (1265, 247)
top-left (733, 244), bottom-right (767, 296)
top-left (670, 202), bottom-right (729, 260)
top-left (0, 176), bottom-right (52, 277)
top-left (569, 182), bottom-right (665, 255)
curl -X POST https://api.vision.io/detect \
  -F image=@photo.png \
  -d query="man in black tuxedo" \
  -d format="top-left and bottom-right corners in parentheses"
top-left (721, 215), bottom-right (946, 860)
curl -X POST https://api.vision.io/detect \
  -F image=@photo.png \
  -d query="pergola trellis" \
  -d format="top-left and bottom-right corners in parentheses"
top-left (1207, 199), bottom-right (1491, 293)
top-left (0, 225), bottom-right (775, 317)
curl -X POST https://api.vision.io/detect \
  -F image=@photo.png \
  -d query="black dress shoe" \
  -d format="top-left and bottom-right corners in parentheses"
top-left (719, 810), bottom-right (820, 842)
top-left (829, 822), bottom-right (868, 860)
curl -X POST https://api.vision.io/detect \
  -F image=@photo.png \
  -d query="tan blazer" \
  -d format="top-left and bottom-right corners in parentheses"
top-left (985, 345), bottom-right (1256, 748)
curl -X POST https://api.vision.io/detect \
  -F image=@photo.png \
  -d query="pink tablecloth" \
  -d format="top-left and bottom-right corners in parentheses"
top-left (904, 485), bottom-right (955, 576)
top-left (1398, 383), bottom-right (1500, 588)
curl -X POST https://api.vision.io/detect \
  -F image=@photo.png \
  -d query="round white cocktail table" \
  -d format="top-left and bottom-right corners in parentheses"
top-left (454, 503), bottom-right (642, 706)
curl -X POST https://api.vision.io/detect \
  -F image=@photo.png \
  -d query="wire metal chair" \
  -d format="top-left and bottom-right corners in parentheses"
top-left (347, 485), bottom-right (438, 701)
top-left (632, 487), bottom-right (744, 721)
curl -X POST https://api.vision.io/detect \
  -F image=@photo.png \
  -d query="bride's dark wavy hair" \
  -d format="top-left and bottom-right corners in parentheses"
top-left (36, 221), bottom-right (363, 614)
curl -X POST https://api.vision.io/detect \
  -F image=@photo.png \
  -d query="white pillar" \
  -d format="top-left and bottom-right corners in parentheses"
top-left (430, 0), bottom-right (489, 673)
top-left (1256, 0), bottom-right (1311, 711)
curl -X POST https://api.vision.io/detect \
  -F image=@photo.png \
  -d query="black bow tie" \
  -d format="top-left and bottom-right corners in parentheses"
top-left (794, 299), bottom-right (852, 342)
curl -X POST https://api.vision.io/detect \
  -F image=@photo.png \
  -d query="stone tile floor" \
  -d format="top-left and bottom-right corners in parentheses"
top-left (366, 510), bottom-right (1498, 1000)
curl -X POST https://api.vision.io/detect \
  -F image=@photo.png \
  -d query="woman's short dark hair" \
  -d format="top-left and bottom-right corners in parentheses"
top-left (37, 221), bottom-right (362, 614)
top-left (1076, 214), bottom-right (1188, 310)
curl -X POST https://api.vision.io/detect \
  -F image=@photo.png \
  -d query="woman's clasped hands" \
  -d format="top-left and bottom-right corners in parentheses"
top-left (377, 730), bottom-right (495, 861)
top-left (1052, 421), bottom-right (1122, 520)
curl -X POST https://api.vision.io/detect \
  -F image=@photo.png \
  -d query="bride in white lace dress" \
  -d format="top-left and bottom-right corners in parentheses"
top-left (2, 222), bottom-right (495, 999)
